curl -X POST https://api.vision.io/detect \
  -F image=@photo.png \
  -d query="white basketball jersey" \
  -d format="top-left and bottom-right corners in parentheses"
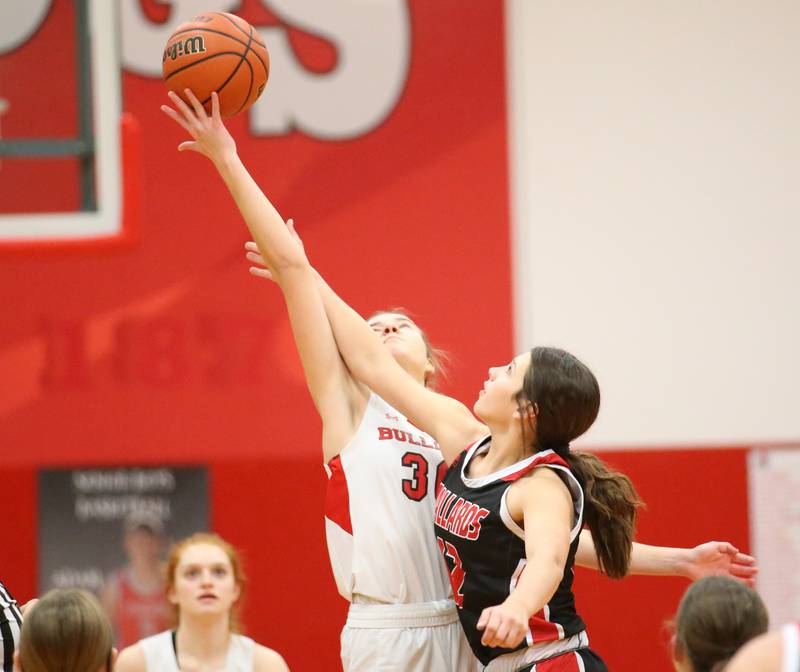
top-left (324, 393), bottom-right (453, 603)
top-left (784, 623), bottom-right (800, 672)
top-left (139, 630), bottom-right (254, 671)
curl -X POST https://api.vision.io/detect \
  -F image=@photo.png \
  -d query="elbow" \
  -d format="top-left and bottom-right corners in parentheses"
top-left (345, 350), bottom-right (382, 383)
top-left (340, 340), bottom-right (390, 389)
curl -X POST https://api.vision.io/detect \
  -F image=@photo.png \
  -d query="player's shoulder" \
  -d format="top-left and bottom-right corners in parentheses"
top-left (114, 642), bottom-right (148, 672)
top-left (514, 455), bottom-right (571, 488)
top-left (507, 460), bottom-right (574, 519)
top-left (725, 629), bottom-right (783, 672)
top-left (252, 642), bottom-right (290, 672)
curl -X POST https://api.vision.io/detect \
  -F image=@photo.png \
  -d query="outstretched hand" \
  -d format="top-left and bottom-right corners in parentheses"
top-left (680, 541), bottom-right (758, 586)
top-left (160, 89), bottom-right (236, 163)
top-left (245, 218), bottom-right (303, 281)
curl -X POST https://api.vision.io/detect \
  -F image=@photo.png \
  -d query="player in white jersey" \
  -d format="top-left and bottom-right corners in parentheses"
top-left (136, 631), bottom-right (255, 672)
top-left (115, 533), bottom-right (288, 672)
top-left (327, 386), bottom-right (475, 671)
top-left (162, 91), bottom-right (476, 671)
top-left (162, 90), bottom-right (758, 672)
top-left (726, 622), bottom-right (800, 672)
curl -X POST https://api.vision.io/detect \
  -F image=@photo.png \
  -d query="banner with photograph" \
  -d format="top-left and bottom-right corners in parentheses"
top-left (39, 466), bottom-right (208, 647)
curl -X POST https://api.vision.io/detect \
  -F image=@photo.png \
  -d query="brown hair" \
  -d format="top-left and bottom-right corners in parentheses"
top-left (516, 346), bottom-right (643, 578)
top-left (18, 589), bottom-right (113, 672)
top-left (673, 576), bottom-right (768, 672)
top-left (165, 532), bottom-right (247, 632)
top-left (367, 307), bottom-right (449, 388)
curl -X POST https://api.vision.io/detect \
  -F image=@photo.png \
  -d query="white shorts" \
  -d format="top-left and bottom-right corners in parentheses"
top-left (340, 599), bottom-right (477, 672)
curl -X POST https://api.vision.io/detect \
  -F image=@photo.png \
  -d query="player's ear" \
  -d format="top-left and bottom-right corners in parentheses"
top-left (423, 360), bottom-right (435, 384)
top-left (669, 632), bottom-right (687, 668)
top-left (512, 402), bottom-right (536, 421)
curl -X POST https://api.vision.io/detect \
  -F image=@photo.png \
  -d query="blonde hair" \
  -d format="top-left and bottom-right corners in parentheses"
top-left (19, 589), bottom-right (113, 672)
top-left (165, 532), bottom-right (247, 632)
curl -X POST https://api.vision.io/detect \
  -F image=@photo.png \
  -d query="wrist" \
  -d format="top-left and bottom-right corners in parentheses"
top-left (672, 548), bottom-right (693, 578)
top-left (213, 149), bottom-right (240, 174)
top-left (503, 593), bottom-right (536, 618)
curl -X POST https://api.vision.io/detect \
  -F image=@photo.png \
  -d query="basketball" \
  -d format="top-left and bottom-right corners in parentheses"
top-left (162, 12), bottom-right (269, 118)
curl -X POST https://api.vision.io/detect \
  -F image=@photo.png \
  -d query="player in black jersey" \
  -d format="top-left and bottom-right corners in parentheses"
top-left (314, 302), bottom-right (644, 668)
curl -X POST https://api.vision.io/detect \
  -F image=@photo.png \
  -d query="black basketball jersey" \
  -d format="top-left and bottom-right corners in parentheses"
top-left (434, 437), bottom-right (587, 666)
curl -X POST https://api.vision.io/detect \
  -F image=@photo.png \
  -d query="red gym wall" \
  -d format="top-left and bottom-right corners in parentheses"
top-left (0, 2), bottom-right (750, 671)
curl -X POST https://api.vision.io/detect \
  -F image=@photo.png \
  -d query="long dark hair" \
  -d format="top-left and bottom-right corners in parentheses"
top-left (673, 576), bottom-right (768, 672)
top-left (516, 346), bottom-right (642, 578)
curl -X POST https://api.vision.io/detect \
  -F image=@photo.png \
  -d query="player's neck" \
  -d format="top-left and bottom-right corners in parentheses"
top-left (176, 615), bottom-right (231, 658)
top-left (397, 359), bottom-right (427, 386)
top-left (472, 428), bottom-right (527, 475)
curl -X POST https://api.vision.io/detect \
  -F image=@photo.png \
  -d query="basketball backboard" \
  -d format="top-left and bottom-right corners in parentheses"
top-left (0, 0), bottom-right (138, 249)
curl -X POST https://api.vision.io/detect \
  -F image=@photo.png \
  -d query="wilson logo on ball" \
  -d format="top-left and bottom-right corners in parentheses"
top-left (162, 36), bottom-right (207, 63)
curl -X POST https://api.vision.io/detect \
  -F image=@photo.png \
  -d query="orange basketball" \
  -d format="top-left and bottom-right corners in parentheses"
top-left (162, 12), bottom-right (269, 118)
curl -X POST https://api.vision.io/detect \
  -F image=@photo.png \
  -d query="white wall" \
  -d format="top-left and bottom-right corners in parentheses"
top-left (506, 1), bottom-right (800, 447)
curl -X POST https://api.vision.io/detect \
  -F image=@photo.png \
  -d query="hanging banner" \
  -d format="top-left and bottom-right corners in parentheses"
top-left (38, 465), bottom-right (208, 648)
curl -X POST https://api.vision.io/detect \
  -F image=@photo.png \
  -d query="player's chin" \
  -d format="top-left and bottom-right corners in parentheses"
top-left (472, 395), bottom-right (487, 419)
top-left (384, 341), bottom-right (406, 360)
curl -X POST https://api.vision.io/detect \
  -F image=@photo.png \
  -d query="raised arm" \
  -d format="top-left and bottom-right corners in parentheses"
top-left (161, 91), bottom-right (362, 461)
top-left (245, 242), bottom-right (489, 464)
top-left (575, 530), bottom-right (757, 584)
top-left (312, 271), bottom-right (487, 465)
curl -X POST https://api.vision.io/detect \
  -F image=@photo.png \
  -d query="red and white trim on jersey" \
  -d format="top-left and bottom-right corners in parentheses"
top-left (784, 623), bottom-right (800, 672)
top-left (324, 455), bottom-right (353, 535)
top-left (481, 632), bottom-right (590, 672)
top-left (531, 651), bottom-right (587, 672)
top-left (471, 443), bottom-right (583, 546)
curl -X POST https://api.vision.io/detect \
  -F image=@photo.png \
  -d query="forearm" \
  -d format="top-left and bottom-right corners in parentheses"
top-left (626, 542), bottom-right (691, 576)
top-left (576, 530), bottom-right (690, 577)
top-left (213, 152), bottom-right (306, 274)
top-left (505, 556), bottom-right (562, 617)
